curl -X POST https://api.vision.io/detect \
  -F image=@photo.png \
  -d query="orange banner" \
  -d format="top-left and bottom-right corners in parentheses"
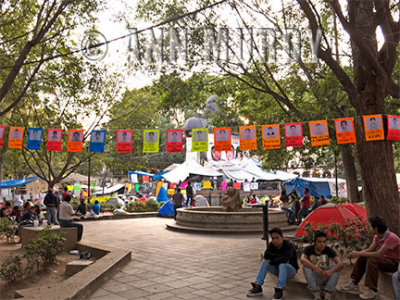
top-left (8, 126), bottom-right (24, 149)
top-left (67, 129), bottom-right (84, 152)
top-left (387, 115), bottom-right (400, 141)
top-left (233, 182), bottom-right (242, 189)
top-left (334, 117), bottom-right (356, 144)
top-left (363, 114), bottom-right (384, 141)
top-left (309, 120), bottom-right (329, 146)
top-left (214, 127), bottom-right (231, 151)
top-left (284, 122), bottom-right (303, 147)
top-left (239, 126), bottom-right (257, 150)
top-left (262, 124), bottom-right (280, 149)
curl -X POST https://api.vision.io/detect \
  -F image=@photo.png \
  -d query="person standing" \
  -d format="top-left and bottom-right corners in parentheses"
top-left (341, 216), bottom-right (400, 299)
top-left (172, 187), bottom-right (184, 221)
top-left (280, 190), bottom-right (295, 224)
top-left (301, 230), bottom-right (344, 300)
top-left (297, 188), bottom-right (310, 225)
top-left (247, 228), bottom-right (298, 299)
top-left (44, 188), bottom-right (59, 225)
top-left (185, 181), bottom-right (194, 208)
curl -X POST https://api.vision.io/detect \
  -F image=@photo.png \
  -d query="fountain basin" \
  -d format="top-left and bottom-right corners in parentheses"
top-left (166, 206), bottom-right (295, 234)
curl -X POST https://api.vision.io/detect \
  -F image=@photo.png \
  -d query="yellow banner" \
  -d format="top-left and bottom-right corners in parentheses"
top-left (192, 128), bottom-right (208, 152)
top-left (363, 114), bottom-right (384, 141)
top-left (309, 120), bottom-right (330, 146)
top-left (143, 129), bottom-right (160, 153)
top-left (8, 126), bottom-right (24, 149)
top-left (239, 126), bottom-right (257, 150)
top-left (203, 181), bottom-right (212, 189)
top-left (262, 124), bottom-right (280, 149)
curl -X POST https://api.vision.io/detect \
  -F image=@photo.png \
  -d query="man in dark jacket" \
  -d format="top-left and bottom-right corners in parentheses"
top-left (247, 227), bottom-right (299, 299)
top-left (172, 188), bottom-right (184, 221)
top-left (44, 188), bottom-right (59, 225)
top-left (185, 181), bottom-right (193, 207)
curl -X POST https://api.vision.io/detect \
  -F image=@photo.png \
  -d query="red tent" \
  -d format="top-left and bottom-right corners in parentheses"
top-left (295, 203), bottom-right (357, 237)
top-left (339, 203), bottom-right (367, 219)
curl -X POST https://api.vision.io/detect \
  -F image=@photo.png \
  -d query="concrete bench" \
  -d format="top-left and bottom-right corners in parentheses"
top-left (19, 226), bottom-right (78, 251)
top-left (65, 260), bottom-right (94, 276)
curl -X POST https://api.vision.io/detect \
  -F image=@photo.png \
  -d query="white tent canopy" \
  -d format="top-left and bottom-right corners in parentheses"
top-left (162, 160), bottom-right (222, 182)
top-left (93, 183), bottom-right (125, 195)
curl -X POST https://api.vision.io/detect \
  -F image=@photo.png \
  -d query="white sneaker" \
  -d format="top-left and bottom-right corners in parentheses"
top-left (324, 292), bottom-right (333, 300)
top-left (359, 289), bottom-right (377, 299)
top-left (340, 281), bottom-right (359, 294)
top-left (312, 291), bottom-right (322, 300)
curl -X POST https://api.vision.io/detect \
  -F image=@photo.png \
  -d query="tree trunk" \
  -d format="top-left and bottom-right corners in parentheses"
top-left (348, 1), bottom-right (400, 235)
top-left (340, 145), bottom-right (360, 203)
top-left (354, 116), bottom-right (399, 235)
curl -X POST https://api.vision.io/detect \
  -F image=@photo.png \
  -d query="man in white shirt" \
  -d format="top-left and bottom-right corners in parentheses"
top-left (59, 194), bottom-right (83, 241)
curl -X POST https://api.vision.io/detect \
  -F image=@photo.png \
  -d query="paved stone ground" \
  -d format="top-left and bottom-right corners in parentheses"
top-left (83, 217), bottom-right (313, 300)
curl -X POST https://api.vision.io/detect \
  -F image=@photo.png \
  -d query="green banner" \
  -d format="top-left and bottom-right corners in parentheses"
top-left (90, 183), bottom-right (97, 187)
top-left (73, 185), bottom-right (81, 190)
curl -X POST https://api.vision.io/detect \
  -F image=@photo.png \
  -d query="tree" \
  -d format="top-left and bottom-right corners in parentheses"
top-left (132, 0), bottom-right (400, 234)
top-left (0, 0), bottom-right (100, 116)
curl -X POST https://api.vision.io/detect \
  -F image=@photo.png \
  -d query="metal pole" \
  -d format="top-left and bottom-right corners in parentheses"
top-left (262, 204), bottom-right (269, 246)
top-left (334, 151), bottom-right (338, 198)
top-left (88, 154), bottom-right (91, 203)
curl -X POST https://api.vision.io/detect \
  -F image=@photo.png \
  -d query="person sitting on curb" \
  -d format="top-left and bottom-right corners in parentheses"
top-left (301, 230), bottom-right (344, 300)
top-left (247, 227), bottom-right (299, 299)
top-left (341, 216), bottom-right (400, 299)
top-left (59, 194), bottom-right (83, 241)
top-left (393, 264), bottom-right (400, 300)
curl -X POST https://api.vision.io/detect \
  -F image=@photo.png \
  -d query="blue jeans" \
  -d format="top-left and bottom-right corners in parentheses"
top-left (59, 219), bottom-right (83, 241)
top-left (297, 206), bottom-right (309, 223)
top-left (255, 260), bottom-right (297, 289)
top-left (303, 265), bottom-right (339, 293)
top-left (46, 207), bottom-right (58, 225)
top-left (393, 272), bottom-right (400, 300)
top-left (281, 207), bottom-right (295, 223)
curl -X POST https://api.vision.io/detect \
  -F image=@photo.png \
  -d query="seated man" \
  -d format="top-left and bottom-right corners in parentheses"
top-left (393, 264), bottom-right (400, 300)
top-left (59, 194), bottom-right (83, 241)
top-left (341, 216), bottom-right (400, 299)
top-left (247, 227), bottom-right (298, 299)
top-left (301, 230), bottom-right (344, 300)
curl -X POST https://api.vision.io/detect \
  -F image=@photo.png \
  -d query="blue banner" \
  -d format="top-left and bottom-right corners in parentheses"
top-left (89, 130), bottom-right (106, 153)
top-left (27, 128), bottom-right (43, 150)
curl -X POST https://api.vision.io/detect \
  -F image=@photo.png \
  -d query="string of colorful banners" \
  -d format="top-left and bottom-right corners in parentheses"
top-left (0, 114), bottom-right (398, 153)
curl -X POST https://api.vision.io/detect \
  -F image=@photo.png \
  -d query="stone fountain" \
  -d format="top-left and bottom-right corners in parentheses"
top-left (167, 188), bottom-right (291, 234)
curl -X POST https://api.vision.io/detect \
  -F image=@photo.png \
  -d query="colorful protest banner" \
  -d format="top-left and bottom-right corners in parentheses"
top-left (73, 185), bottom-right (81, 190)
top-left (67, 185), bottom-right (73, 191)
top-left (214, 127), bottom-right (231, 151)
top-left (47, 129), bottom-right (63, 151)
top-left (8, 126), bottom-right (24, 149)
top-left (192, 128), bottom-right (208, 152)
top-left (0, 126), bottom-right (5, 148)
top-left (166, 129), bottom-right (183, 152)
top-left (233, 182), bottom-right (242, 189)
top-left (90, 183), bottom-right (97, 187)
top-left (239, 126), bottom-right (257, 150)
top-left (143, 129), bottom-right (160, 153)
top-left (203, 181), bottom-right (212, 189)
top-left (387, 115), bottom-right (400, 141)
top-left (363, 114), bottom-right (384, 141)
top-left (67, 129), bottom-right (84, 152)
top-left (284, 122), bottom-right (303, 147)
top-left (89, 130), bottom-right (106, 153)
top-left (334, 117), bottom-right (356, 144)
top-left (27, 128), bottom-right (43, 150)
top-left (309, 120), bottom-right (330, 146)
top-left (262, 124), bottom-right (280, 149)
top-left (116, 130), bottom-right (132, 153)
top-left (142, 175), bottom-right (149, 182)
